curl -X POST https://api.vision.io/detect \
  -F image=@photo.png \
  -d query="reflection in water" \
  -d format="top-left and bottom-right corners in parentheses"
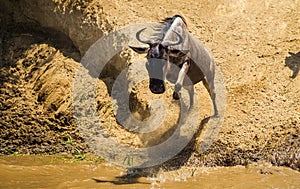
top-left (0, 155), bottom-right (299, 189)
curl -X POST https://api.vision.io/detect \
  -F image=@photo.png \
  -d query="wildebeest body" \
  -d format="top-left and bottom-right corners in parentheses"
top-left (130, 15), bottom-right (218, 116)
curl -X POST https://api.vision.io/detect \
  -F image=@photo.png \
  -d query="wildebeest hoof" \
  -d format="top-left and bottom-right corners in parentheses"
top-left (173, 91), bottom-right (180, 100)
top-left (174, 84), bottom-right (182, 92)
top-left (211, 113), bottom-right (220, 119)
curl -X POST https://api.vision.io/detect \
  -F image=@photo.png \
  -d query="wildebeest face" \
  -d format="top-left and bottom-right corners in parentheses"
top-left (129, 43), bottom-right (189, 94)
top-left (130, 43), bottom-right (168, 94)
top-left (129, 27), bottom-right (186, 94)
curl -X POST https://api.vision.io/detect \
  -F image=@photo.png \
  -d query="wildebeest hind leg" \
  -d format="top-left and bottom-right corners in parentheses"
top-left (203, 79), bottom-right (218, 117)
top-left (186, 85), bottom-right (194, 108)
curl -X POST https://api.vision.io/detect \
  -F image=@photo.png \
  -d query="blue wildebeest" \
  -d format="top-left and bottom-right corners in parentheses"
top-left (129, 15), bottom-right (218, 116)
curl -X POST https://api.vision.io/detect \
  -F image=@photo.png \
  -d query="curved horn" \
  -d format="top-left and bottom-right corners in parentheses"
top-left (162, 30), bottom-right (183, 47)
top-left (136, 28), bottom-right (152, 44)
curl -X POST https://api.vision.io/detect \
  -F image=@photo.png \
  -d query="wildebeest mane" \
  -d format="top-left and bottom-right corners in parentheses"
top-left (149, 15), bottom-right (187, 42)
top-left (161, 14), bottom-right (187, 27)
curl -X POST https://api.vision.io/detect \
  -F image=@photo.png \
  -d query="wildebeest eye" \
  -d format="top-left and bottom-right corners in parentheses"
top-left (167, 48), bottom-right (189, 58)
top-left (158, 44), bottom-right (165, 51)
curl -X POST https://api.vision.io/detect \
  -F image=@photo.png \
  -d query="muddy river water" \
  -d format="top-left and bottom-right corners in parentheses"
top-left (0, 155), bottom-right (299, 189)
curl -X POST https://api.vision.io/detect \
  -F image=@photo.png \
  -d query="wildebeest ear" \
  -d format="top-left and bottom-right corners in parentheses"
top-left (129, 46), bottom-right (149, 54)
top-left (168, 49), bottom-right (189, 57)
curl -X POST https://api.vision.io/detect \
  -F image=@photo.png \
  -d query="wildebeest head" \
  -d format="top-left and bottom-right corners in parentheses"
top-left (129, 28), bottom-right (187, 94)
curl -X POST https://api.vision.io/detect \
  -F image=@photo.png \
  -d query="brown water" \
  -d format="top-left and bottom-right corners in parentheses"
top-left (0, 155), bottom-right (299, 189)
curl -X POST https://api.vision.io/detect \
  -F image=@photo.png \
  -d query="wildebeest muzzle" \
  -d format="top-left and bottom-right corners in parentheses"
top-left (149, 78), bottom-right (165, 94)
top-left (146, 58), bottom-right (166, 94)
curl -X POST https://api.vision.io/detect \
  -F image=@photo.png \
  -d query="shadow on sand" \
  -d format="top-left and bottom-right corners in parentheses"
top-left (285, 52), bottom-right (300, 79)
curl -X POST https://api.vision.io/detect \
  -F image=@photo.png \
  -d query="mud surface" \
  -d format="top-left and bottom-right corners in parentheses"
top-left (0, 0), bottom-right (299, 171)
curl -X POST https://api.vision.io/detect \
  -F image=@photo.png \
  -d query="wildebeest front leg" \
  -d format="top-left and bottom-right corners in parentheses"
top-left (172, 62), bottom-right (190, 100)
